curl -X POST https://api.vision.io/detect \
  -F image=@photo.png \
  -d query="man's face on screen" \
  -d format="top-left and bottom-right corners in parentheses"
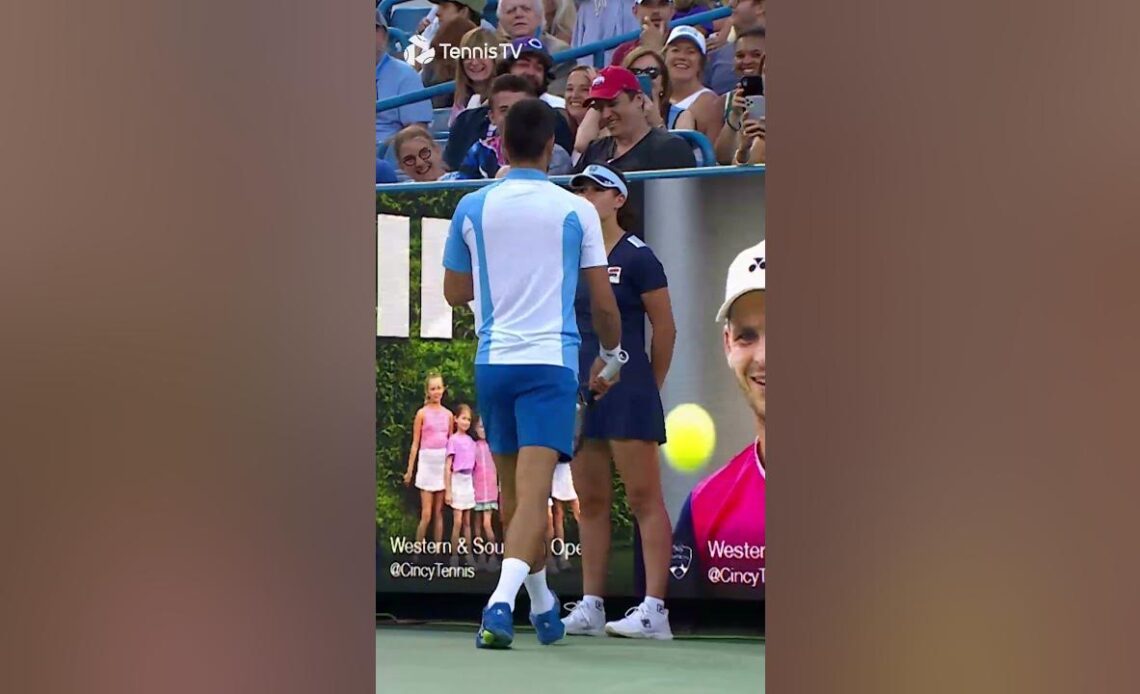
top-left (724, 291), bottom-right (766, 421)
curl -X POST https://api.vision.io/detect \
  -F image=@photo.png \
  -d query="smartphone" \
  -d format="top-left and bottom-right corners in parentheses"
top-left (636, 74), bottom-right (654, 97)
top-left (740, 75), bottom-right (764, 97)
top-left (745, 95), bottom-right (765, 121)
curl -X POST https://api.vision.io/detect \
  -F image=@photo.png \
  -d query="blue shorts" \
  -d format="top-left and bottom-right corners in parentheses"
top-left (475, 364), bottom-right (577, 463)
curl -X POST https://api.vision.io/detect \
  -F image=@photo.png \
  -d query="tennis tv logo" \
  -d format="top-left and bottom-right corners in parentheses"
top-left (403, 35), bottom-right (435, 67)
top-left (404, 40), bottom-right (524, 68)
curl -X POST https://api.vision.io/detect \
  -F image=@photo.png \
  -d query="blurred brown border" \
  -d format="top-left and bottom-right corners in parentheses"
top-left (1, 2), bottom-right (375, 692)
top-left (770, 1), bottom-right (1140, 692)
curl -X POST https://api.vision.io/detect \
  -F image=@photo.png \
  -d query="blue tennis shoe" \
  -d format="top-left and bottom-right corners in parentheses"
top-left (476, 602), bottom-right (514, 649)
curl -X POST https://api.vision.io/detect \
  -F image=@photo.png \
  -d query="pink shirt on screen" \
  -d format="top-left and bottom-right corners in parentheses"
top-left (420, 406), bottom-right (452, 450)
top-left (472, 440), bottom-right (498, 503)
top-left (690, 441), bottom-right (766, 579)
top-left (446, 432), bottom-right (477, 473)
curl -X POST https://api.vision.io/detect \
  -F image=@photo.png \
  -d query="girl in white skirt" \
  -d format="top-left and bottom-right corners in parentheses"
top-left (403, 372), bottom-right (454, 546)
top-left (445, 404), bottom-right (478, 567)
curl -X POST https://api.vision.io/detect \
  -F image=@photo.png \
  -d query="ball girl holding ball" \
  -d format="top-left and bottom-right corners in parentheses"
top-left (561, 164), bottom-right (678, 640)
top-left (404, 371), bottom-right (454, 547)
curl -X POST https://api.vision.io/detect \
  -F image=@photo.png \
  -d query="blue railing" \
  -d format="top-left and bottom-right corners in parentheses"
top-left (376, 164), bottom-right (763, 193)
top-left (377, 6), bottom-right (731, 114)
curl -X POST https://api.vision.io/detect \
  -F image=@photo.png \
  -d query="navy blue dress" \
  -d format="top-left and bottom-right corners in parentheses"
top-left (575, 234), bottom-right (669, 443)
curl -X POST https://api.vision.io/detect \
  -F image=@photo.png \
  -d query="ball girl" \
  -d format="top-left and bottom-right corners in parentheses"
top-left (561, 164), bottom-right (678, 639)
top-left (404, 371), bottom-right (454, 547)
top-left (444, 404), bottom-right (477, 567)
top-left (470, 416), bottom-right (500, 571)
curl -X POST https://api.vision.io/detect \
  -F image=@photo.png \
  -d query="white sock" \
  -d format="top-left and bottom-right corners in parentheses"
top-left (583, 595), bottom-right (605, 612)
top-left (524, 568), bottom-right (555, 614)
top-left (487, 558), bottom-right (530, 611)
top-left (643, 596), bottom-right (666, 617)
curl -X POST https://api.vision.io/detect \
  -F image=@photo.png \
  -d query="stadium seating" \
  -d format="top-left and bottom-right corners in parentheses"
top-left (378, 3), bottom-right (735, 173)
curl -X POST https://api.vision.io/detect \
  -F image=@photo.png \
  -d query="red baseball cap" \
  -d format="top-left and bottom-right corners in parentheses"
top-left (584, 66), bottom-right (641, 106)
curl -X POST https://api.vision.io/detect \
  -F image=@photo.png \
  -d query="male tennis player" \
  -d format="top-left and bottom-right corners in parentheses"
top-left (443, 98), bottom-right (624, 650)
top-left (670, 240), bottom-right (765, 599)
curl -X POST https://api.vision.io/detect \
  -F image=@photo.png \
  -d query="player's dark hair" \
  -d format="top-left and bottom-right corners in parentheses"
top-left (503, 98), bottom-right (556, 163)
top-left (616, 198), bottom-right (639, 233)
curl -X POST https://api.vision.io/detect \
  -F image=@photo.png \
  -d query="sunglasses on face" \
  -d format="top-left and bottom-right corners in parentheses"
top-left (631, 66), bottom-right (661, 80)
top-left (401, 147), bottom-right (432, 168)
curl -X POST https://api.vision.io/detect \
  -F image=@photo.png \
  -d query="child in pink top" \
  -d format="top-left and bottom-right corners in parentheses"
top-left (470, 416), bottom-right (500, 570)
top-left (445, 404), bottom-right (477, 567)
top-left (404, 372), bottom-right (454, 546)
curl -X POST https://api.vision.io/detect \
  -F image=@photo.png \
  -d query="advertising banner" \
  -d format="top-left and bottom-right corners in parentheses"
top-left (376, 170), bottom-right (766, 600)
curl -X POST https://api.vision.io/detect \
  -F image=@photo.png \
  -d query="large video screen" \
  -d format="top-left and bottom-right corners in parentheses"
top-left (376, 170), bottom-right (765, 600)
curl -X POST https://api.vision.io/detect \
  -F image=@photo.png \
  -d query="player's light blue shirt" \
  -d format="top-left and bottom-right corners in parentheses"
top-left (443, 168), bottom-right (607, 375)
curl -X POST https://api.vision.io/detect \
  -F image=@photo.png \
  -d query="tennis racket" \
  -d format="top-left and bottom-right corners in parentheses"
top-left (572, 350), bottom-right (629, 456)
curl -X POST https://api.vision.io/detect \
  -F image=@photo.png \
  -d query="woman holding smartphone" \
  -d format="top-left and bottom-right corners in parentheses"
top-left (560, 163), bottom-right (678, 640)
top-left (716, 26), bottom-right (767, 164)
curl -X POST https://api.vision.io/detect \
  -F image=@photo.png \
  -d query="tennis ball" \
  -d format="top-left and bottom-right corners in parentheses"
top-left (663, 403), bottom-right (716, 472)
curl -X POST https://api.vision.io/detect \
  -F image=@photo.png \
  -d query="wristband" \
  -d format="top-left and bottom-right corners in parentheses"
top-left (600, 344), bottom-right (623, 363)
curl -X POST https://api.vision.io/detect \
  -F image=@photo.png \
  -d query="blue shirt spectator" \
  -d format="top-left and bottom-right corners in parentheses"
top-left (572, 0), bottom-right (640, 67)
top-left (376, 11), bottom-right (432, 147)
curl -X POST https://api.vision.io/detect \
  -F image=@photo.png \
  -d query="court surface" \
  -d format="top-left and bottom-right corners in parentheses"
top-left (377, 624), bottom-right (765, 693)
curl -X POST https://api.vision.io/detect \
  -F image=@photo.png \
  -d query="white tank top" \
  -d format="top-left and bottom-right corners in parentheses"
top-left (672, 87), bottom-right (715, 111)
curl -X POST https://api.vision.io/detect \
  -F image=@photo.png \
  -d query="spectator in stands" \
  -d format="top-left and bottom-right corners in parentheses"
top-left (574, 66), bottom-right (696, 234)
top-left (573, 0), bottom-right (640, 68)
top-left (664, 26), bottom-right (723, 145)
top-left (498, 0), bottom-right (573, 94)
top-left (703, 0), bottom-right (764, 95)
top-left (450, 28), bottom-right (502, 125)
top-left (421, 17), bottom-right (478, 108)
top-left (575, 65), bottom-right (695, 170)
top-left (714, 26), bottom-right (765, 164)
top-left (564, 65), bottom-right (597, 137)
top-left (672, 0), bottom-right (716, 35)
top-left (457, 75), bottom-right (574, 178)
top-left (376, 9), bottom-right (433, 150)
top-left (445, 74), bottom-right (576, 171)
top-left (626, 46), bottom-right (696, 129)
top-left (544, 0), bottom-right (577, 44)
top-left (392, 125), bottom-right (462, 182)
top-left (415, 0), bottom-right (496, 45)
top-left (731, 112), bottom-right (764, 165)
top-left (610, 0), bottom-right (674, 67)
top-left (497, 37), bottom-right (567, 109)
top-left (574, 47), bottom-right (695, 156)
